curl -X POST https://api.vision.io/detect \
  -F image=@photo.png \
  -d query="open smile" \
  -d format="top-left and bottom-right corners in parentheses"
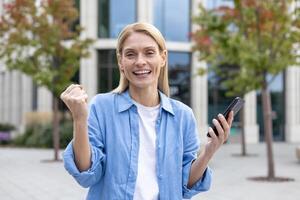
top-left (133, 70), bottom-right (152, 76)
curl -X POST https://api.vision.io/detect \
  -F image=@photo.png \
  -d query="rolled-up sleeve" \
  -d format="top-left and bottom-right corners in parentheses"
top-left (63, 97), bottom-right (106, 188)
top-left (182, 109), bottom-right (212, 199)
top-left (63, 141), bottom-right (105, 188)
top-left (182, 165), bottom-right (212, 198)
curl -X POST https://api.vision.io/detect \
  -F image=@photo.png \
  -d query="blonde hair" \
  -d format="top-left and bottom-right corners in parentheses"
top-left (112, 22), bottom-right (170, 96)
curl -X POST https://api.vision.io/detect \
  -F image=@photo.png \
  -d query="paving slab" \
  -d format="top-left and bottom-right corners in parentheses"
top-left (0, 143), bottom-right (299, 200)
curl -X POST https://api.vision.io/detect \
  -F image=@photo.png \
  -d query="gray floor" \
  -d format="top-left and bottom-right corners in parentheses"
top-left (0, 143), bottom-right (299, 200)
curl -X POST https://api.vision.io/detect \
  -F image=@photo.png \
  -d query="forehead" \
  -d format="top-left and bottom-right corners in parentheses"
top-left (122, 32), bottom-right (159, 51)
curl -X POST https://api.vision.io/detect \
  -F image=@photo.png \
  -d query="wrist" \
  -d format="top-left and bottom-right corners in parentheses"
top-left (200, 147), bottom-right (214, 162)
top-left (73, 117), bottom-right (88, 124)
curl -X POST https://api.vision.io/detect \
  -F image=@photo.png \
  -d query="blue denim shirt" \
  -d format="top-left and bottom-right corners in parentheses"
top-left (63, 90), bottom-right (212, 200)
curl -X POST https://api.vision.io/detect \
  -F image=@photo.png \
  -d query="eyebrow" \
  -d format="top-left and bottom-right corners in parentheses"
top-left (123, 46), bottom-right (158, 52)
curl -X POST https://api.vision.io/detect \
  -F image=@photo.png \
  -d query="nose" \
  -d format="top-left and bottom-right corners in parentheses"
top-left (135, 53), bottom-right (146, 67)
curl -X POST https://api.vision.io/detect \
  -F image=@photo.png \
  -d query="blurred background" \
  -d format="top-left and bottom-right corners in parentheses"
top-left (0, 0), bottom-right (299, 199)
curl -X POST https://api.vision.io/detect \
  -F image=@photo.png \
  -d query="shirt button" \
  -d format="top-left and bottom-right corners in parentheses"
top-left (158, 174), bottom-right (163, 179)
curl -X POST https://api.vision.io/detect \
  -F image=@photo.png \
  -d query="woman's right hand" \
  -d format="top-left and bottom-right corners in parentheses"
top-left (60, 84), bottom-right (88, 121)
top-left (61, 84), bottom-right (91, 171)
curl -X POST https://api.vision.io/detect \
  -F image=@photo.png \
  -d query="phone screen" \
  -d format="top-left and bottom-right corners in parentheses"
top-left (207, 97), bottom-right (245, 137)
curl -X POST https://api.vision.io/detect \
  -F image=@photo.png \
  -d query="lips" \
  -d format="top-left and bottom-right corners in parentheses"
top-left (133, 70), bottom-right (151, 75)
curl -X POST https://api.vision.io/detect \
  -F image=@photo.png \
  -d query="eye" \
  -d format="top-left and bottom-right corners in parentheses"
top-left (146, 50), bottom-right (155, 56)
top-left (125, 52), bottom-right (135, 58)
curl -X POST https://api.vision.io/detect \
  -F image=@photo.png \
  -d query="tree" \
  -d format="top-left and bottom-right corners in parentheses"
top-left (0, 0), bottom-right (93, 161)
top-left (209, 63), bottom-right (248, 156)
top-left (192, 0), bottom-right (300, 180)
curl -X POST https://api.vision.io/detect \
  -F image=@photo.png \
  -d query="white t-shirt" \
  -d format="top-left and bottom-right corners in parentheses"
top-left (133, 101), bottom-right (160, 200)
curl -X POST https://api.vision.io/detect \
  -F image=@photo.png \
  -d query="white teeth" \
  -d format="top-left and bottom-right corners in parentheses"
top-left (134, 70), bottom-right (150, 75)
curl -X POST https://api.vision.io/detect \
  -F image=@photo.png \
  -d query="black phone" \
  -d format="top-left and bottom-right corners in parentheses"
top-left (207, 97), bottom-right (245, 137)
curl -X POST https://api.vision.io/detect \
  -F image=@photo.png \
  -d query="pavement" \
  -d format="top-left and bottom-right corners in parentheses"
top-left (0, 142), bottom-right (299, 200)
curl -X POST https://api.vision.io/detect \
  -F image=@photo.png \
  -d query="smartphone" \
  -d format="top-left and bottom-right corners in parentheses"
top-left (207, 97), bottom-right (245, 137)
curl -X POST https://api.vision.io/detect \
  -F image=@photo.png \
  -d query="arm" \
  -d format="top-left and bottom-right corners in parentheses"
top-left (60, 84), bottom-right (91, 171)
top-left (61, 85), bottom-right (106, 188)
top-left (73, 119), bottom-right (91, 171)
top-left (188, 111), bottom-right (234, 188)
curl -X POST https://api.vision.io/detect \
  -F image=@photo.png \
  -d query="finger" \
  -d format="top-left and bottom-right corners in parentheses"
top-left (78, 84), bottom-right (84, 90)
top-left (213, 118), bottom-right (224, 141)
top-left (60, 92), bottom-right (65, 101)
top-left (218, 114), bottom-right (230, 131)
top-left (65, 84), bottom-right (81, 95)
top-left (64, 84), bottom-right (77, 93)
top-left (69, 86), bottom-right (85, 97)
top-left (208, 127), bottom-right (218, 140)
top-left (61, 84), bottom-right (79, 100)
top-left (70, 85), bottom-right (87, 96)
top-left (81, 94), bottom-right (88, 103)
top-left (73, 94), bottom-right (88, 103)
top-left (218, 114), bottom-right (231, 141)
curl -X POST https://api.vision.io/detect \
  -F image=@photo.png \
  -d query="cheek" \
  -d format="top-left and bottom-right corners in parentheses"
top-left (120, 60), bottom-right (130, 72)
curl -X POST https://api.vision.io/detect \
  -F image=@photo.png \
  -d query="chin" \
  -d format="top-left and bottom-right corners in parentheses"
top-left (130, 81), bottom-right (157, 90)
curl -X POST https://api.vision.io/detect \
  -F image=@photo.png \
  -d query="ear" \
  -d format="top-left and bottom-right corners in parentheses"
top-left (160, 50), bottom-right (167, 68)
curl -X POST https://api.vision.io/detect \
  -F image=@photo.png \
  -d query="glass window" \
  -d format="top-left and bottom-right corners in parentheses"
top-left (205, 0), bottom-right (233, 9)
top-left (207, 67), bottom-right (242, 141)
top-left (153, 0), bottom-right (190, 42)
top-left (208, 70), bottom-right (234, 119)
top-left (69, 0), bottom-right (80, 32)
top-left (97, 50), bottom-right (120, 92)
top-left (98, 0), bottom-right (136, 38)
top-left (168, 52), bottom-right (191, 105)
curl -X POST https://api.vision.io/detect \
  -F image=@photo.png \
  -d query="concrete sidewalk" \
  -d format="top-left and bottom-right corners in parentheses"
top-left (0, 143), bottom-right (299, 200)
top-left (196, 143), bottom-right (300, 200)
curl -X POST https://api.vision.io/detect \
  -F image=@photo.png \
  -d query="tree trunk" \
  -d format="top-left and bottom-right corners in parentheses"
top-left (261, 83), bottom-right (275, 179)
top-left (52, 96), bottom-right (60, 161)
top-left (240, 106), bottom-right (247, 156)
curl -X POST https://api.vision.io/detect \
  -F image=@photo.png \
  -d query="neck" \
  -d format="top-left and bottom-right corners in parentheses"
top-left (129, 86), bottom-right (160, 107)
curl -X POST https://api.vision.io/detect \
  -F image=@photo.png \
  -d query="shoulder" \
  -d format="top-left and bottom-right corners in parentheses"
top-left (91, 92), bottom-right (116, 103)
top-left (88, 92), bottom-right (117, 110)
top-left (159, 91), bottom-right (194, 117)
top-left (169, 98), bottom-right (194, 115)
top-left (165, 98), bottom-right (196, 122)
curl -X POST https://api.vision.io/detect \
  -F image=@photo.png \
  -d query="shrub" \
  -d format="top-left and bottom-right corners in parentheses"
top-left (0, 123), bottom-right (15, 144)
top-left (13, 119), bottom-right (73, 148)
top-left (0, 123), bottom-right (15, 131)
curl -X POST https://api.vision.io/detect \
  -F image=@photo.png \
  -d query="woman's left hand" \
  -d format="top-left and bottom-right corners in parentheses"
top-left (187, 111), bottom-right (234, 187)
top-left (204, 111), bottom-right (234, 157)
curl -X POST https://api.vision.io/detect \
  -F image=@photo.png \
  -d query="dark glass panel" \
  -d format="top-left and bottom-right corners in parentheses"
top-left (153, 0), bottom-right (190, 41)
top-left (97, 50), bottom-right (120, 92)
top-left (98, 0), bottom-right (136, 38)
top-left (168, 52), bottom-right (191, 105)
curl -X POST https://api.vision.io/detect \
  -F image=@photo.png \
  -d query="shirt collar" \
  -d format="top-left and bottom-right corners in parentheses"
top-left (117, 90), bottom-right (134, 112)
top-left (116, 90), bottom-right (174, 115)
top-left (158, 91), bottom-right (174, 115)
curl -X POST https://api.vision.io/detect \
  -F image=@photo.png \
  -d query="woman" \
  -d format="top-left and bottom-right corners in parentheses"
top-left (61, 22), bottom-right (233, 200)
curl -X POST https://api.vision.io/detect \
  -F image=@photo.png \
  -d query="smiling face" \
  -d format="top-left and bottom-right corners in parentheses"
top-left (118, 32), bottom-right (166, 92)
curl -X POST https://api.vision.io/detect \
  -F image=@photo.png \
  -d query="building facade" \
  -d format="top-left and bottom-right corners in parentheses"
top-left (0, 0), bottom-right (300, 143)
